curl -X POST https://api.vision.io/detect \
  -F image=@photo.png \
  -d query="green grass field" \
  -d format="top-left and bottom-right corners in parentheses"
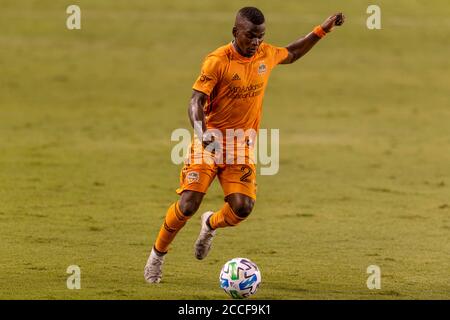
top-left (1, 0), bottom-right (449, 299)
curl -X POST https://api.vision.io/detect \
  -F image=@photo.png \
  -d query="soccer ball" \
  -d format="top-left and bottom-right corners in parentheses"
top-left (219, 257), bottom-right (261, 299)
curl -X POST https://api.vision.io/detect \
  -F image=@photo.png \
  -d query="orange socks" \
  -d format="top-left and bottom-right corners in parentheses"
top-left (154, 201), bottom-right (245, 253)
top-left (154, 201), bottom-right (190, 253)
top-left (209, 202), bottom-right (245, 230)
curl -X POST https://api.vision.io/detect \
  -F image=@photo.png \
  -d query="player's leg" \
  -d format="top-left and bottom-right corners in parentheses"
top-left (154, 190), bottom-right (205, 254)
top-left (144, 191), bottom-right (205, 283)
top-left (144, 160), bottom-right (216, 283)
top-left (211, 163), bottom-right (257, 228)
top-left (209, 192), bottom-right (255, 228)
top-left (194, 164), bottom-right (257, 260)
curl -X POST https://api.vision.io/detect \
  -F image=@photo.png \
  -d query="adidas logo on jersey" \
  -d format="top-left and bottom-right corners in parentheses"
top-left (231, 73), bottom-right (241, 81)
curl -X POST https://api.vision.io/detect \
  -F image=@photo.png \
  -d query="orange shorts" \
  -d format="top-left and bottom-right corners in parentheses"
top-left (175, 146), bottom-right (257, 200)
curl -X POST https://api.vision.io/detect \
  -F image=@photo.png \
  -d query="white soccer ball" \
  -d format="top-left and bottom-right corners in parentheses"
top-left (219, 257), bottom-right (261, 299)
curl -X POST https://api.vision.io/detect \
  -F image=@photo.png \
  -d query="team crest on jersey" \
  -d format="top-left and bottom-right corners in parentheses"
top-left (186, 171), bottom-right (200, 184)
top-left (258, 62), bottom-right (267, 75)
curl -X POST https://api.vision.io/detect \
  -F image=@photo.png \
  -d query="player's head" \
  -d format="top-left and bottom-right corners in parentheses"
top-left (233, 7), bottom-right (265, 57)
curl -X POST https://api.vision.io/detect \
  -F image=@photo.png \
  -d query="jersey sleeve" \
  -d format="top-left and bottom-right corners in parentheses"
top-left (267, 44), bottom-right (289, 67)
top-left (192, 55), bottom-right (222, 96)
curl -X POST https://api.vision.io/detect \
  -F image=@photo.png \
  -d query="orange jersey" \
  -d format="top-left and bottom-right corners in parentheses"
top-left (193, 42), bottom-right (288, 133)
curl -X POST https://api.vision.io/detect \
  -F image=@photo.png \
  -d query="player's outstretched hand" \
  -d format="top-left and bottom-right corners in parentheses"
top-left (321, 13), bottom-right (345, 33)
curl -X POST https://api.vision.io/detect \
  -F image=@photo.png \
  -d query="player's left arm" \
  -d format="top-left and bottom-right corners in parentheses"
top-left (280, 12), bottom-right (345, 64)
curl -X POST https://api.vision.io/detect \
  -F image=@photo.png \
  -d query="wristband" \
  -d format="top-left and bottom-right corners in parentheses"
top-left (313, 25), bottom-right (327, 38)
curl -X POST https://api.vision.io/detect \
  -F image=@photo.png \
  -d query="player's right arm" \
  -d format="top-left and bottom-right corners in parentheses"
top-left (188, 90), bottom-right (209, 147)
top-left (190, 53), bottom-right (223, 148)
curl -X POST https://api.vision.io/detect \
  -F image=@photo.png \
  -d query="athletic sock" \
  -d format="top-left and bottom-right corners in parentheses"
top-left (209, 202), bottom-right (245, 229)
top-left (154, 201), bottom-right (190, 253)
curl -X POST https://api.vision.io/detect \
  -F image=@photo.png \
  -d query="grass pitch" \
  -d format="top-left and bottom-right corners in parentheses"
top-left (0, 0), bottom-right (449, 299)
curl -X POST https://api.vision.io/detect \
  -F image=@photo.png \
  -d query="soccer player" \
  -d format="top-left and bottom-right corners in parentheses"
top-left (144, 7), bottom-right (345, 283)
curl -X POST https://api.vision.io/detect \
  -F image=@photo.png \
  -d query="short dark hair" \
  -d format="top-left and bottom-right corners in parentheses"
top-left (237, 7), bottom-right (265, 25)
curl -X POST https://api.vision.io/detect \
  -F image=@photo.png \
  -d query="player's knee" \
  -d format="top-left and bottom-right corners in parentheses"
top-left (178, 192), bottom-right (203, 216)
top-left (230, 198), bottom-right (254, 218)
top-left (178, 200), bottom-right (200, 216)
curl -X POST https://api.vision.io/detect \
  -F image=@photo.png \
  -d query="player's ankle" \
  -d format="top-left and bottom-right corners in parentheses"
top-left (153, 246), bottom-right (167, 257)
top-left (206, 216), bottom-right (214, 230)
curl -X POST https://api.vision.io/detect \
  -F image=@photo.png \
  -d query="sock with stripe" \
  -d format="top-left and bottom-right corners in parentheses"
top-left (209, 202), bottom-right (245, 230)
top-left (154, 201), bottom-right (191, 253)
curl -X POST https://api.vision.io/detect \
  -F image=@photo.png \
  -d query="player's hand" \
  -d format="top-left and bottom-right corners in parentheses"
top-left (202, 133), bottom-right (217, 152)
top-left (321, 12), bottom-right (345, 33)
